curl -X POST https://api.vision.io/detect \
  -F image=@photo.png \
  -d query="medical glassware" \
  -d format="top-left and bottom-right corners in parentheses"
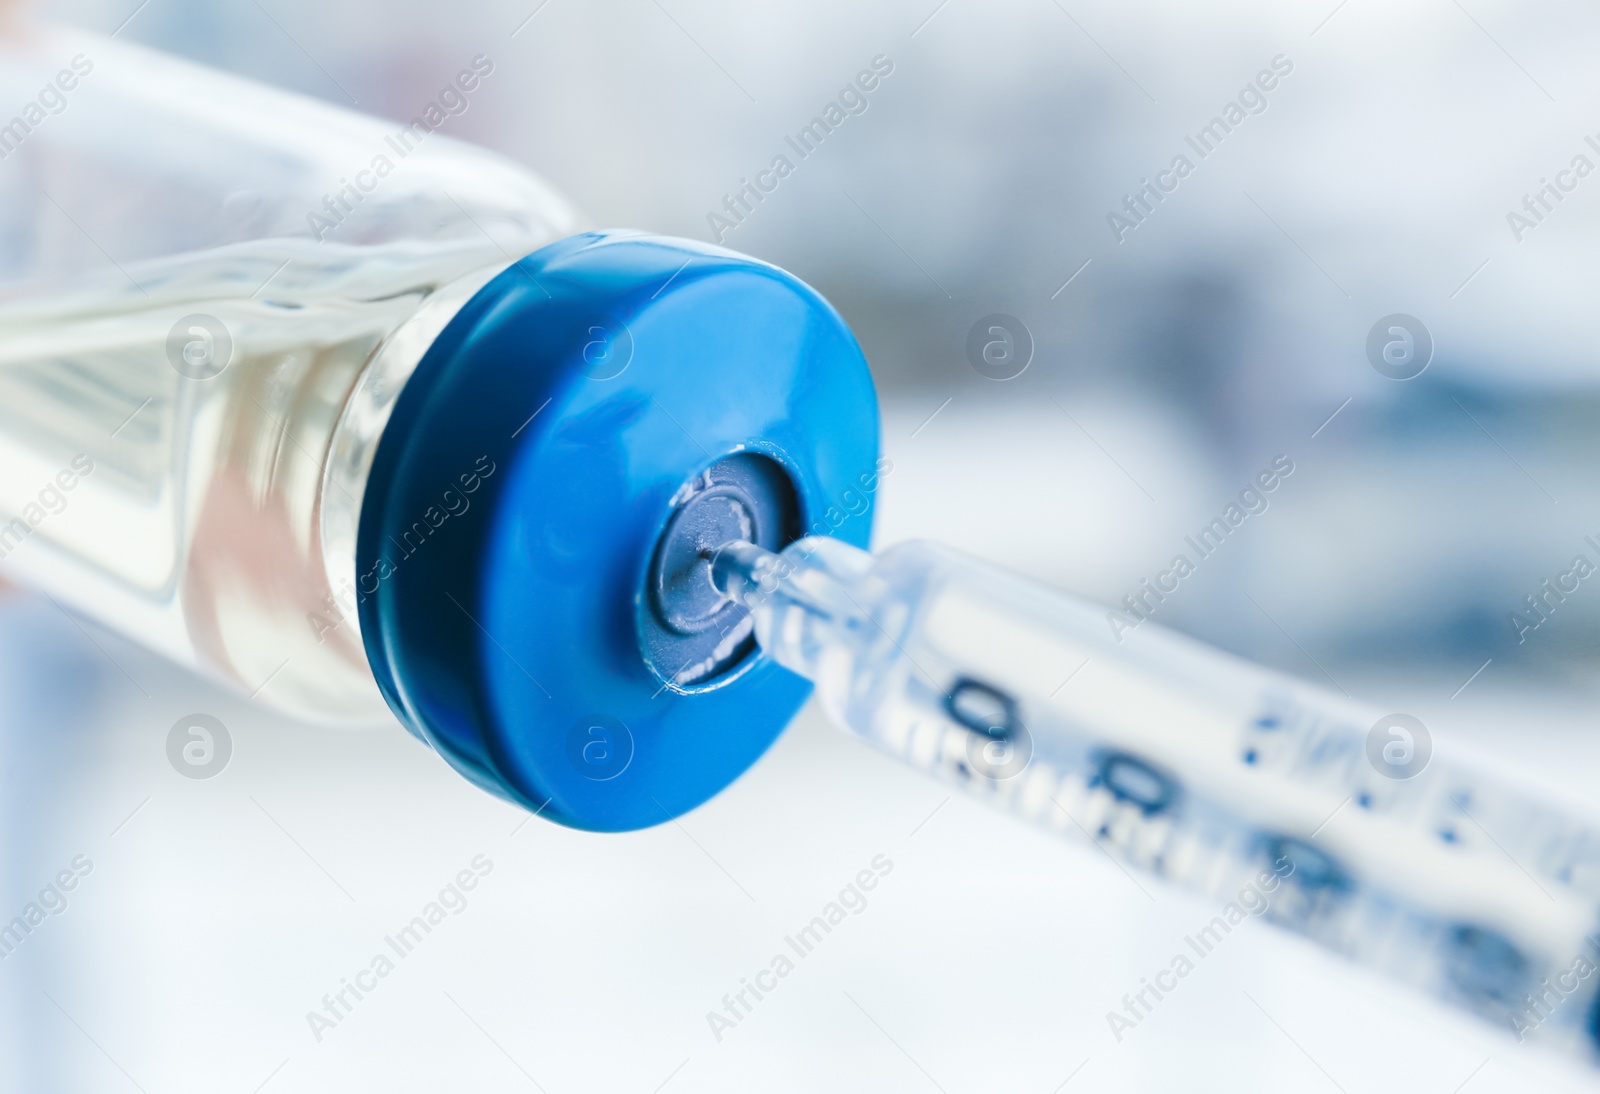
top-left (0, 22), bottom-right (579, 721)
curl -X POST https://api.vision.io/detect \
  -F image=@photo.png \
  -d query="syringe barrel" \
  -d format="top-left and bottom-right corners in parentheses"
top-left (740, 535), bottom-right (1600, 1053)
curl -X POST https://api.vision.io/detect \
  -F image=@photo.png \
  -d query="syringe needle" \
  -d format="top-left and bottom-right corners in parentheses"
top-left (705, 541), bottom-right (778, 607)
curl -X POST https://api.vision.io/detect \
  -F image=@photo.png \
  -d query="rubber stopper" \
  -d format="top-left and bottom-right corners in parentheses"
top-left (641, 452), bottom-right (801, 689)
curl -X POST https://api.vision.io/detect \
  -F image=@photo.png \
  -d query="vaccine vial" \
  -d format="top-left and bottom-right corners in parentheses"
top-left (0, 20), bottom-right (882, 830)
top-left (0, 21), bottom-right (579, 718)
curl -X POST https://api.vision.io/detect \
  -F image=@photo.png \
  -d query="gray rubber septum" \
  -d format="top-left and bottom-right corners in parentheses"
top-left (639, 453), bottom-right (800, 691)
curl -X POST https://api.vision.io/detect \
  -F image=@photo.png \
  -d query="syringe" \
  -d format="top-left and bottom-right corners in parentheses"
top-left (709, 535), bottom-right (1600, 1059)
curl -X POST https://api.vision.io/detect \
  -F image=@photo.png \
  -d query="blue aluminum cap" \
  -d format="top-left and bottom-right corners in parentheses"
top-left (356, 231), bottom-right (880, 831)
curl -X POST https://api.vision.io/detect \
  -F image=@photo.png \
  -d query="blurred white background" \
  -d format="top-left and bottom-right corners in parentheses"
top-left (7, 0), bottom-right (1600, 1089)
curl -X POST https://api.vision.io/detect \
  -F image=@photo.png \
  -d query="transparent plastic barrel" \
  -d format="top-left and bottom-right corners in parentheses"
top-left (0, 20), bottom-right (581, 719)
top-left (715, 535), bottom-right (1600, 1058)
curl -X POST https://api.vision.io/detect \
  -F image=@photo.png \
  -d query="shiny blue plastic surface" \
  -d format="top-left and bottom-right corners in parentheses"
top-left (356, 231), bottom-right (880, 830)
